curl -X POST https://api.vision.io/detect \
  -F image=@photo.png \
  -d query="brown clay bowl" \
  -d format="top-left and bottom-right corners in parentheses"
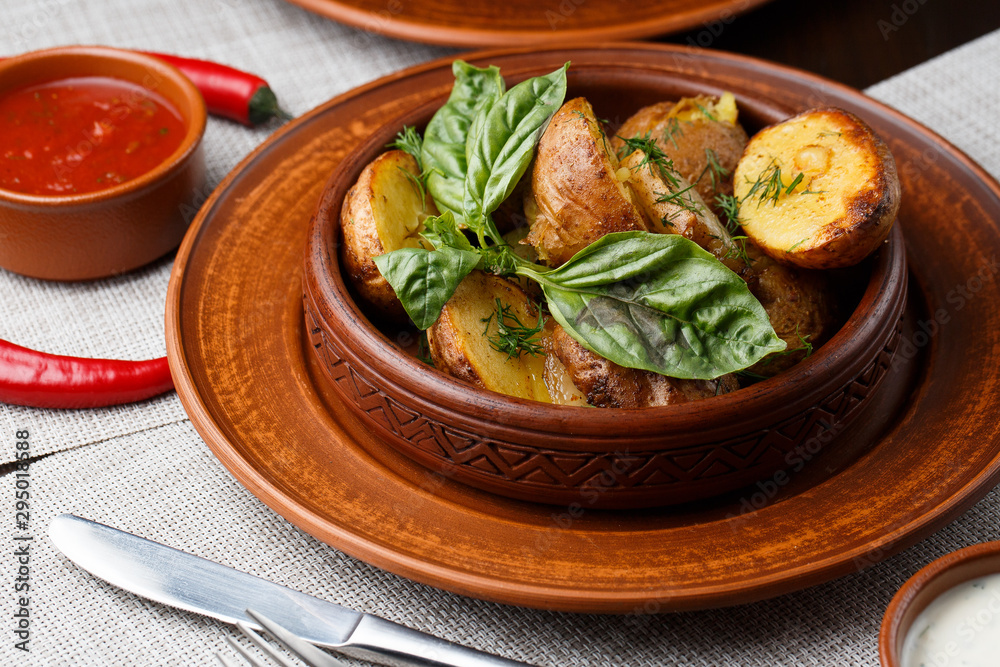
top-left (880, 541), bottom-right (1000, 666)
top-left (0, 46), bottom-right (206, 281)
top-left (303, 64), bottom-right (908, 509)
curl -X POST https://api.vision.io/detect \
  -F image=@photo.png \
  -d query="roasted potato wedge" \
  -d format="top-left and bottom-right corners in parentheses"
top-left (741, 244), bottom-right (836, 375)
top-left (526, 97), bottom-right (650, 266)
top-left (612, 93), bottom-right (749, 212)
top-left (734, 108), bottom-right (900, 269)
top-left (340, 150), bottom-right (435, 322)
top-left (619, 149), bottom-right (734, 268)
top-left (428, 271), bottom-right (551, 402)
top-left (619, 149), bottom-right (836, 376)
top-left (550, 326), bottom-right (738, 408)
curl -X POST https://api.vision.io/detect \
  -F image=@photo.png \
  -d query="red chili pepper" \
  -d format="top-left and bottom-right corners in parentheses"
top-left (0, 52), bottom-right (291, 126)
top-left (0, 339), bottom-right (173, 409)
top-left (143, 51), bottom-right (292, 126)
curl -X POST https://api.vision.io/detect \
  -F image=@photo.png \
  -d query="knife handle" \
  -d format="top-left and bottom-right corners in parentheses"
top-left (337, 614), bottom-right (534, 667)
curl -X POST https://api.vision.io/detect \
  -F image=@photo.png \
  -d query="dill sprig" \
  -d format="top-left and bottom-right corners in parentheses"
top-left (695, 102), bottom-right (717, 122)
top-left (714, 192), bottom-right (743, 234)
top-left (723, 234), bottom-right (753, 267)
top-left (737, 329), bottom-right (814, 381)
top-left (742, 159), bottom-right (819, 208)
top-left (388, 125), bottom-right (424, 169)
top-left (760, 327), bottom-right (813, 366)
top-left (662, 117), bottom-right (684, 149)
top-left (655, 182), bottom-right (703, 217)
top-left (697, 147), bottom-right (730, 195)
top-left (481, 298), bottom-right (545, 360)
top-left (398, 166), bottom-right (428, 208)
top-left (616, 132), bottom-right (681, 187)
top-left (388, 126), bottom-right (430, 207)
top-left (715, 158), bottom-right (821, 234)
top-left (743, 159), bottom-right (788, 207)
top-left (784, 172), bottom-right (804, 194)
top-left (786, 237), bottom-right (809, 253)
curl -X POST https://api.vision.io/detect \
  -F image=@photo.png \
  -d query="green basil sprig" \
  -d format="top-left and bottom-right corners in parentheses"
top-left (372, 220), bottom-right (479, 330)
top-left (421, 61), bottom-right (504, 224)
top-left (376, 63), bottom-right (568, 330)
top-left (463, 63), bottom-right (569, 243)
top-left (515, 232), bottom-right (786, 379)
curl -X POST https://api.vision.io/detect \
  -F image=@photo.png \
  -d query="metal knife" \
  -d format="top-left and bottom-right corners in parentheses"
top-left (49, 514), bottom-right (532, 667)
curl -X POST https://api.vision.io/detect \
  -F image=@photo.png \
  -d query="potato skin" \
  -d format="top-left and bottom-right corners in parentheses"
top-left (550, 326), bottom-right (738, 409)
top-left (340, 150), bottom-right (434, 323)
top-left (526, 97), bottom-right (649, 266)
top-left (735, 108), bottom-right (900, 270)
top-left (742, 245), bottom-right (836, 375)
top-left (428, 271), bottom-right (551, 403)
top-left (612, 96), bottom-right (749, 213)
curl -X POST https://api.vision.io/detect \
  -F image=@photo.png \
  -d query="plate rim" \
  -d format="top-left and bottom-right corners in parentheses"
top-left (282, 0), bottom-right (776, 47)
top-left (166, 42), bottom-right (1000, 612)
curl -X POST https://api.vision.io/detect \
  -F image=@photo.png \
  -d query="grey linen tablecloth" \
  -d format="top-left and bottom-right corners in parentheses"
top-left (1, 1), bottom-right (999, 663)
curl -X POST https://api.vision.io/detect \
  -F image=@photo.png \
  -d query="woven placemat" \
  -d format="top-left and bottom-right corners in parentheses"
top-left (1, 0), bottom-right (999, 662)
top-left (5, 420), bottom-right (998, 666)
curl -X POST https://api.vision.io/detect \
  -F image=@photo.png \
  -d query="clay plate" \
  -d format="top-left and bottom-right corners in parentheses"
top-left (283, 0), bottom-right (773, 47)
top-left (166, 44), bottom-right (1000, 613)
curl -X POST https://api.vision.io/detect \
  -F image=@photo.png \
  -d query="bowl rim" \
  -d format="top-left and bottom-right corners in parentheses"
top-left (304, 65), bottom-right (908, 440)
top-left (0, 45), bottom-right (207, 206)
top-left (879, 540), bottom-right (1000, 666)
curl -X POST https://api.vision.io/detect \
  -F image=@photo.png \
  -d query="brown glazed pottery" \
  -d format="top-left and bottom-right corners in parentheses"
top-left (303, 66), bottom-right (908, 509)
top-left (283, 0), bottom-right (773, 47)
top-left (0, 46), bottom-right (206, 281)
top-left (167, 45), bottom-right (1000, 612)
top-left (880, 542), bottom-right (1000, 666)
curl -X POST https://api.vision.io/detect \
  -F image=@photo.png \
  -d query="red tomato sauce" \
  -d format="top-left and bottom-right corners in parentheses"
top-left (0, 76), bottom-right (185, 196)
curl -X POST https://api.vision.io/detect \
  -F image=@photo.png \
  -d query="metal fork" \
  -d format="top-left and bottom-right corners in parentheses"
top-left (217, 609), bottom-right (350, 667)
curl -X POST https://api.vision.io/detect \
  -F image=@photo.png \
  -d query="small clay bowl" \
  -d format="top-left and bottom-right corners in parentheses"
top-left (303, 65), bottom-right (908, 509)
top-left (0, 46), bottom-right (206, 281)
top-left (880, 541), bottom-right (1000, 666)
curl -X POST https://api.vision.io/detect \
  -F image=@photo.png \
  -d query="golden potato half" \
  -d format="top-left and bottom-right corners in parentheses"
top-left (526, 97), bottom-right (649, 267)
top-left (340, 150), bottom-right (435, 322)
top-left (734, 108), bottom-right (900, 270)
top-left (428, 271), bottom-right (552, 403)
top-left (612, 93), bottom-right (749, 211)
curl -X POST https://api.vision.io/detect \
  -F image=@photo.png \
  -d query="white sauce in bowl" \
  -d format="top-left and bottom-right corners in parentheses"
top-left (902, 572), bottom-right (1000, 667)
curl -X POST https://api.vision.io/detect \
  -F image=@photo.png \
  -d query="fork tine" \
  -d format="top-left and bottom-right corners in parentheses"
top-left (245, 609), bottom-right (349, 667)
top-left (233, 622), bottom-right (302, 667)
top-left (224, 636), bottom-right (273, 667)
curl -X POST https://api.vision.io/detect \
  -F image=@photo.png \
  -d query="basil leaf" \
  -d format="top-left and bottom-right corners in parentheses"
top-left (373, 246), bottom-right (480, 329)
top-left (530, 232), bottom-right (785, 379)
top-left (464, 62), bottom-right (569, 238)
top-left (421, 61), bottom-right (505, 223)
top-left (419, 211), bottom-right (473, 252)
